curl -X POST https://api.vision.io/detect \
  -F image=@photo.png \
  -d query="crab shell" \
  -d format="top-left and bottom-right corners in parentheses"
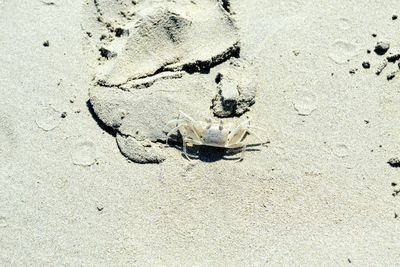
top-left (181, 120), bottom-right (247, 148)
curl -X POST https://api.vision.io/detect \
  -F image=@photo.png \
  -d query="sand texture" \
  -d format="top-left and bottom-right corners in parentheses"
top-left (88, 0), bottom-right (248, 162)
top-left (1, 0), bottom-right (400, 265)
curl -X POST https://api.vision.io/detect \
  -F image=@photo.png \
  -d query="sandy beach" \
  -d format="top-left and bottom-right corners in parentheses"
top-left (1, 0), bottom-right (400, 265)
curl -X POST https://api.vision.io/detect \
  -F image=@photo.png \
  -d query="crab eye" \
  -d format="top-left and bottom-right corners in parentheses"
top-left (219, 125), bottom-right (223, 131)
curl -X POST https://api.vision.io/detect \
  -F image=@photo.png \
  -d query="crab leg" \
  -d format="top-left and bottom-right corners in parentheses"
top-left (249, 125), bottom-right (268, 133)
top-left (179, 110), bottom-right (196, 122)
top-left (165, 124), bottom-right (183, 145)
top-left (182, 137), bottom-right (204, 160)
top-left (246, 129), bottom-right (266, 145)
top-left (240, 144), bottom-right (247, 161)
top-left (227, 119), bottom-right (251, 145)
top-left (164, 118), bottom-right (186, 128)
top-left (182, 141), bottom-right (191, 161)
top-left (177, 111), bottom-right (206, 142)
top-left (226, 141), bottom-right (247, 161)
top-left (179, 111), bottom-right (203, 141)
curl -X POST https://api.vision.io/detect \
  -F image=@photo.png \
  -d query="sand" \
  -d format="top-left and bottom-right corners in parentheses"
top-left (1, 0), bottom-right (400, 265)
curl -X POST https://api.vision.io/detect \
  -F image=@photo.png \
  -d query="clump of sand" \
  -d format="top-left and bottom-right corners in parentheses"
top-left (87, 0), bottom-right (256, 163)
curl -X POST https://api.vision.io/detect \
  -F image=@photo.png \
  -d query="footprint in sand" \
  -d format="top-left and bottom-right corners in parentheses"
top-left (35, 106), bottom-right (62, 131)
top-left (293, 91), bottom-right (317, 116)
top-left (72, 140), bottom-right (97, 166)
top-left (328, 40), bottom-right (358, 64)
top-left (332, 143), bottom-right (350, 158)
top-left (84, 0), bottom-right (258, 163)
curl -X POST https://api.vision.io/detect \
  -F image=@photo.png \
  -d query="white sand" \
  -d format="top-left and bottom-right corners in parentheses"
top-left (1, 0), bottom-right (400, 265)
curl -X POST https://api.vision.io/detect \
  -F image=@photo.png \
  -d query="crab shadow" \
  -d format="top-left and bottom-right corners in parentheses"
top-left (168, 142), bottom-right (263, 163)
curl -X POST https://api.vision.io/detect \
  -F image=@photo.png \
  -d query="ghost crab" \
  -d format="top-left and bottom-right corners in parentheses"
top-left (164, 111), bottom-right (267, 161)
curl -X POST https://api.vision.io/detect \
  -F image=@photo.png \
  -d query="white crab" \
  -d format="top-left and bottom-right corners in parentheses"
top-left (164, 111), bottom-right (267, 160)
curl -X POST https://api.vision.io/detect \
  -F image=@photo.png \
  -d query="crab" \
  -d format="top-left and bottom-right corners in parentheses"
top-left (164, 111), bottom-right (267, 160)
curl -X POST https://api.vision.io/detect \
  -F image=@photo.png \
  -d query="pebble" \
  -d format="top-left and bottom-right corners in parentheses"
top-left (374, 42), bottom-right (390, 56)
top-left (375, 59), bottom-right (388, 75)
top-left (115, 28), bottom-right (129, 37)
top-left (386, 54), bottom-right (400, 63)
top-left (362, 62), bottom-right (370, 69)
top-left (388, 158), bottom-right (400, 168)
top-left (99, 47), bottom-right (117, 59)
top-left (387, 72), bottom-right (396, 80)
